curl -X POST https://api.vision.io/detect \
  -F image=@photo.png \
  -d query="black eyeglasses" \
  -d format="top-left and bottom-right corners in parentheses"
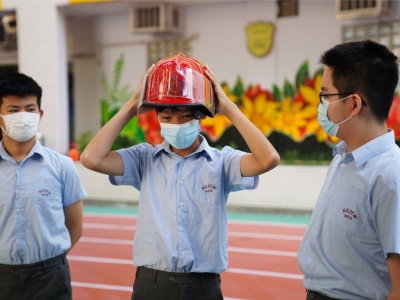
top-left (319, 92), bottom-right (367, 107)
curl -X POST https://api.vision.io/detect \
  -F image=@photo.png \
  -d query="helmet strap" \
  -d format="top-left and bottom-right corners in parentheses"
top-left (192, 109), bottom-right (203, 120)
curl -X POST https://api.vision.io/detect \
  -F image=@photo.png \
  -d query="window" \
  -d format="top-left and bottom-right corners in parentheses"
top-left (342, 20), bottom-right (400, 61)
top-left (339, 0), bottom-right (378, 11)
top-left (277, 0), bottom-right (298, 18)
top-left (131, 3), bottom-right (182, 34)
top-left (336, 0), bottom-right (391, 19)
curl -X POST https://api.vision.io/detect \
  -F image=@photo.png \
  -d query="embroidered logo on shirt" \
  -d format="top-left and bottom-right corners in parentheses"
top-left (202, 184), bottom-right (217, 193)
top-left (38, 189), bottom-right (51, 197)
top-left (342, 208), bottom-right (358, 220)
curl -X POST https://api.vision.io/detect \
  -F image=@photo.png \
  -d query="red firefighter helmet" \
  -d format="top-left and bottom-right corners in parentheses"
top-left (137, 53), bottom-right (216, 118)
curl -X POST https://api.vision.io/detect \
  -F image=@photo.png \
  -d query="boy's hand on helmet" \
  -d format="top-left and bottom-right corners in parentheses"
top-left (129, 64), bottom-right (156, 109)
top-left (205, 65), bottom-right (234, 115)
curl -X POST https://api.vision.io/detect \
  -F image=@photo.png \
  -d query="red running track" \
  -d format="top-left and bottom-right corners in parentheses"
top-left (68, 214), bottom-right (307, 300)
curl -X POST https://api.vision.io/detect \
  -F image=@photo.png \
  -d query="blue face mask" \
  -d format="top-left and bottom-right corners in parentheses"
top-left (317, 95), bottom-right (352, 137)
top-left (160, 119), bottom-right (201, 149)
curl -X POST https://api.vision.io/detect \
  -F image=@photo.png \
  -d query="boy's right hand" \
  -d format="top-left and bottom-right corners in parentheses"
top-left (128, 64), bottom-right (155, 113)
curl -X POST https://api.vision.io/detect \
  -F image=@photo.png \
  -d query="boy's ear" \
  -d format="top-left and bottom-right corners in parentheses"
top-left (350, 94), bottom-right (363, 116)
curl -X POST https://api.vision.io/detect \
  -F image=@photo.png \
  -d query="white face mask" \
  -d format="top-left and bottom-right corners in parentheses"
top-left (0, 112), bottom-right (40, 142)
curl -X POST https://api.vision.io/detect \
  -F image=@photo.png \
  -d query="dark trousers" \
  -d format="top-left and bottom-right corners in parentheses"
top-left (306, 289), bottom-right (338, 300)
top-left (132, 267), bottom-right (223, 300)
top-left (0, 253), bottom-right (72, 300)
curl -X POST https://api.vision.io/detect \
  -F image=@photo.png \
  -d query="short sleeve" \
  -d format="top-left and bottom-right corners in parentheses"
top-left (60, 156), bottom-right (87, 207)
top-left (221, 146), bottom-right (259, 193)
top-left (109, 143), bottom-right (151, 190)
top-left (373, 179), bottom-right (400, 258)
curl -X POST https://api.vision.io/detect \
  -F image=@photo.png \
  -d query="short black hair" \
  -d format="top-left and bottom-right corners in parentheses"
top-left (0, 73), bottom-right (42, 110)
top-left (320, 40), bottom-right (399, 123)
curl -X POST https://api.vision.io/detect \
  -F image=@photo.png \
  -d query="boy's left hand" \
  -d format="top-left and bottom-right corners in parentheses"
top-left (205, 65), bottom-right (234, 115)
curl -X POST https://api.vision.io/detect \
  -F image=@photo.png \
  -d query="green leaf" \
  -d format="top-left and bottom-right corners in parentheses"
top-left (273, 84), bottom-right (282, 102)
top-left (112, 55), bottom-right (124, 94)
top-left (295, 61), bottom-right (309, 89)
top-left (101, 101), bottom-right (109, 125)
top-left (120, 118), bottom-right (145, 144)
top-left (283, 79), bottom-right (295, 98)
top-left (101, 74), bottom-right (111, 99)
top-left (232, 76), bottom-right (244, 98)
top-left (101, 54), bottom-right (144, 149)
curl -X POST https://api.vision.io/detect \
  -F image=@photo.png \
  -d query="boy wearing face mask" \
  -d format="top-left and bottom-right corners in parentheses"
top-left (81, 54), bottom-right (280, 300)
top-left (297, 40), bottom-right (400, 300)
top-left (0, 73), bottom-right (87, 300)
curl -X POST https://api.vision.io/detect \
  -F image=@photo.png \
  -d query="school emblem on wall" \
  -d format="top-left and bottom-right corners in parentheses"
top-left (246, 21), bottom-right (275, 57)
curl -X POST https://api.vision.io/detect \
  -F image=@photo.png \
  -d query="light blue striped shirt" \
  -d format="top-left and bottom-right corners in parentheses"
top-left (110, 136), bottom-right (258, 274)
top-left (298, 130), bottom-right (400, 300)
top-left (0, 140), bottom-right (87, 265)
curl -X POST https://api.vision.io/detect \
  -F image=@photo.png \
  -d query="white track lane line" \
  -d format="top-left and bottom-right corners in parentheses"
top-left (226, 268), bottom-right (303, 280)
top-left (71, 281), bottom-right (248, 300)
top-left (67, 255), bottom-right (302, 280)
top-left (72, 281), bottom-right (132, 292)
top-left (79, 237), bottom-right (297, 257)
top-left (228, 231), bottom-right (303, 241)
top-left (82, 223), bottom-right (303, 241)
top-left (83, 223), bottom-right (136, 230)
top-left (80, 237), bottom-right (132, 245)
top-left (83, 213), bottom-right (308, 228)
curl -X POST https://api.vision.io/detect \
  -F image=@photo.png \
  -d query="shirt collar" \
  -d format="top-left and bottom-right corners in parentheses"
top-left (0, 139), bottom-right (45, 162)
top-left (153, 134), bottom-right (215, 160)
top-left (333, 130), bottom-right (396, 167)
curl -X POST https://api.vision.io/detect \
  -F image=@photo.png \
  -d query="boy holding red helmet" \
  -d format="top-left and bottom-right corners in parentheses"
top-left (81, 54), bottom-right (279, 300)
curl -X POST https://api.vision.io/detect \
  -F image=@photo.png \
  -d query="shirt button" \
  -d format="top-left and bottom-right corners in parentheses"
top-left (179, 227), bottom-right (183, 231)
top-left (311, 253), bottom-right (315, 258)
top-left (179, 180), bottom-right (183, 184)
top-left (179, 203), bottom-right (183, 207)
top-left (9, 268), bottom-right (15, 273)
top-left (314, 221), bottom-right (318, 227)
top-left (341, 163), bottom-right (345, 168)
top-left (326, 192), bottom-right (330, 197)
top-left (181, 251), bottom-right (186, 256)
top-left (169, 276), bottom-right (174, 281)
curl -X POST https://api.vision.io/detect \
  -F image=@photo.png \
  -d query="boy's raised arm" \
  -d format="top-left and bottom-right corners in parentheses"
top-left (205, 65), bottom-right (280, 177)
top-left (81, 66), bottom-right (155, 176)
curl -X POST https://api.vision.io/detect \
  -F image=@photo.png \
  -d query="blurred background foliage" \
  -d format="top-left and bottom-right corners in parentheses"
top-left (75, 55), bottom-right (400, 165)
